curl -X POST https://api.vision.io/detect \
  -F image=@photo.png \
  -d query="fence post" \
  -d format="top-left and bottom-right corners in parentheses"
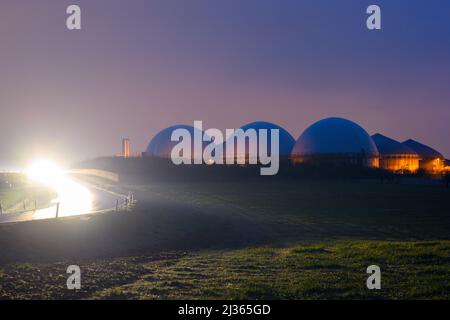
top-left (0, 202), bottom-right (2, 215)
top-left (116, 199), bottom-right (119, 211)
top-left (34, 200), bottom-right (37, 211)
top-left (23, 201), bottom-right (26, 212)
top-left (55, 202), bottom-right (60, 219)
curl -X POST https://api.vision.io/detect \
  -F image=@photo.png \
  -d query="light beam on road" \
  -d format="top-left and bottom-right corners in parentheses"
top-left (26, 160), bottom-right (93, 218)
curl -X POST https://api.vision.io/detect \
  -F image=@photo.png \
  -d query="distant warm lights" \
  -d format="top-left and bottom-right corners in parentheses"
top-left (431, 158), bottom-right (446, 174)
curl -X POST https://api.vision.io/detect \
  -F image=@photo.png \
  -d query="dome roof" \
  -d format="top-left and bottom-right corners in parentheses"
top-left (402, 139), bottom-right (444, 159)
top-left (292, 117), bottom-right (379, 156)
top-left (239, 121), bottom-right (295, 156)
top-left (219, 121), bottom-right (295, 159)
top-left (372, 133), bottom-right (418, 156)
top-left (146, 124), bottom-right (204, 159)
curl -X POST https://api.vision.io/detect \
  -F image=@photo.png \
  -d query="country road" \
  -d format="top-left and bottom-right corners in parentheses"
top-left (0, 176), bottom-right (126, 224)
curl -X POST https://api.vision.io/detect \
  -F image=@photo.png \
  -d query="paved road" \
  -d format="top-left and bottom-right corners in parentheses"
top-left (0, 177), bottom-right (126, 224)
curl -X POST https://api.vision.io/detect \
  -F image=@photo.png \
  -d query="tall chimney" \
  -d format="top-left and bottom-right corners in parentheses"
top-left (122, 138), bottom-right (131, 158)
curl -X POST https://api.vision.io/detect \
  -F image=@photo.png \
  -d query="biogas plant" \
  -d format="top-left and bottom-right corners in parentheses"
top-left (122, 117), bottom-right (449, 175)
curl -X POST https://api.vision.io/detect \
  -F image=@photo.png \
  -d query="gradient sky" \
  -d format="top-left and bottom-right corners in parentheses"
top-left (1, 0), bottom-right (450, 168)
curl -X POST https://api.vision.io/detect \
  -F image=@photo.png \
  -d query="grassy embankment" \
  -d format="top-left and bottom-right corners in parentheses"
top-left (0, 174), bottom-right (55, 213)
top-left (1, 177), bottom-right (449, 299)
top-left (1, 240), bottom-right (449, 299)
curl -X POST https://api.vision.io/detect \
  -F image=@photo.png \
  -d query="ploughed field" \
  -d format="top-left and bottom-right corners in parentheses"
top-left (1, 178), bottom-right (449, 299)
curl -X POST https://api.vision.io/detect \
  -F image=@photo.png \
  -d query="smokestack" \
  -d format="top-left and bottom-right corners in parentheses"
top-left (122, 138), bottom-right (131, 158)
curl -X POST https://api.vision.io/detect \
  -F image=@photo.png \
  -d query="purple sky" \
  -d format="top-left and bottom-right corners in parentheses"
top-left (1, 0), bottom-right (449, 168)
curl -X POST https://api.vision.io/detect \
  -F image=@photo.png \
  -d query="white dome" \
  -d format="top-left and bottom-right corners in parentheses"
top-left (292, 117), bottom-right (379, 156)
top-left (239, 121), bottom-right (295, 157)
top-left (219, 121), bottom-right (295, 160)
top-left (146, 124), bottom-right (205, 160)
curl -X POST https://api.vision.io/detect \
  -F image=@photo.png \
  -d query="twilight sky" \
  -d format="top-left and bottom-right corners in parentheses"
top-left (1, 0), bottom-right (449, 168)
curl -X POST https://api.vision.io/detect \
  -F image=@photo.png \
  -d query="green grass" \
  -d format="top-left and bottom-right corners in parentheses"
top-left (0, 173), bottom-right (56, 212)
top-left (95, 240), bottom-right (450, 300)
top-left (1, 240), bottom-right (448, 300)
top-left (133, 179), bottom-right (450, 240)
top-left (0, 185), bottom-right (55, 212)
top-left (104, 242), bottom-right (450, 299)
top-left (1, 178), bottom-right (449, 299)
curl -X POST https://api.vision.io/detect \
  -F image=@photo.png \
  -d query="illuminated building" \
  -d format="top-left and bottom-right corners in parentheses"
top-left (221, 121), bottom-right (295, 164)
top-left (445, 159), bottom-right (450, 172)
top-left (402, 139), bottom-right (445, 174)
top-left (372, 134), bottom-right (419, 173)
top-left (291, 117), bottom-right (379, 168)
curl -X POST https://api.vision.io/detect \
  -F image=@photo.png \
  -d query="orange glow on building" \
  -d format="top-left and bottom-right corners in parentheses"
top-left (290, 153), bottom-right (380, 168)
top-left (418, 157), bottom-right (446, 174)
top-left (378, 154), bottom-right (420, 173)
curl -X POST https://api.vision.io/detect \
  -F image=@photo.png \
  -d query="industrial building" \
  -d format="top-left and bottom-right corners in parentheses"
top-left (122, 138), bottom-right (131, 158)
top-left (142, 118), bottom-right (447, 174)
top-left (402, 139), bottom-right (445, 174)
top-left (221, 121), bottom-right (295, 164)
top-left (372, 134), bottom-right (419, 173)
top-left (290, 117), bottom-right (380, 168)
top-left (146, 124), bottom-right (205, 162)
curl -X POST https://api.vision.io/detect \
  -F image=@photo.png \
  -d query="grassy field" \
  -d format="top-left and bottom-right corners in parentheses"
top-left (1, 241), bottom-right (449, 299)
top-left (0, 181), bottom-right (55, 213)
top-left (0, 177), bottom-right (449, 299)
top-left (127, 178), bottom-right (450, 240)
